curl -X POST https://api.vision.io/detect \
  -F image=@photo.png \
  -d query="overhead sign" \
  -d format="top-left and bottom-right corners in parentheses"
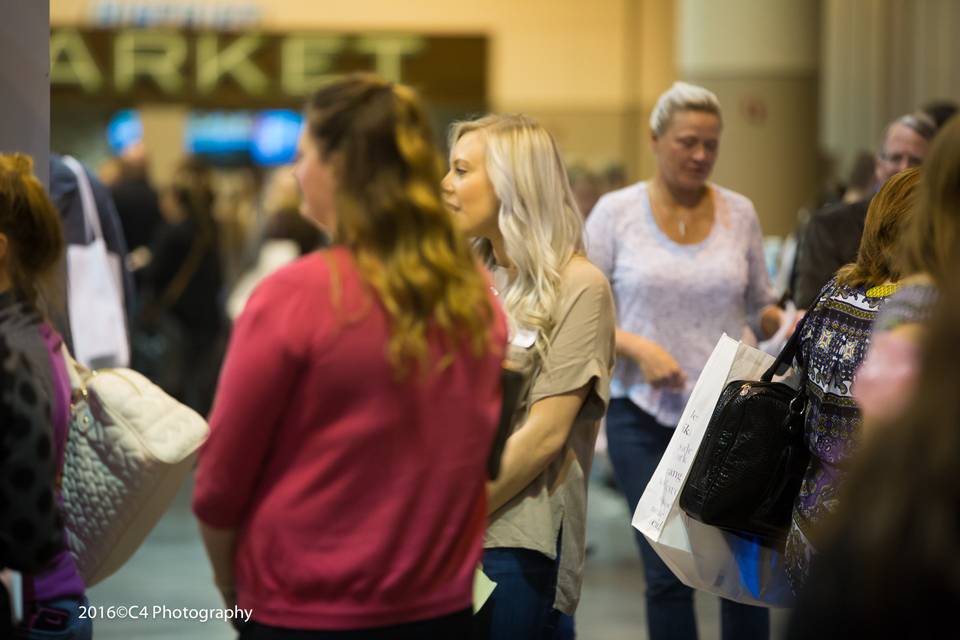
top-left (50, 28), bottom-right (487, 109)
top-left (90, 1), bottom-right (262, 30)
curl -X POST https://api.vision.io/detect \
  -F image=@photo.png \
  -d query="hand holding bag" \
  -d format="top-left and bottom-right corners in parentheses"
top-left (679, 317), bottom-right (809, 546)
top-left (59, 346), bottom-right (209, 586)
top-left (633, 334), bottom-right (794, 607)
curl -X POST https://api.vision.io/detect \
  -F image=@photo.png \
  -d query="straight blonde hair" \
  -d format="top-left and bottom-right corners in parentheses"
top-left (449, 114), bottom-right (584, 360)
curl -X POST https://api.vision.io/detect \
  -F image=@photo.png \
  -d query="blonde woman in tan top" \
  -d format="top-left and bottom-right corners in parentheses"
top-left (442, 114), bottom-right (616, 639)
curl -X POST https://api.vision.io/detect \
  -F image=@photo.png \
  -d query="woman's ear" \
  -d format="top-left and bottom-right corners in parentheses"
top-left (327, 150), bottom-right (345, 185)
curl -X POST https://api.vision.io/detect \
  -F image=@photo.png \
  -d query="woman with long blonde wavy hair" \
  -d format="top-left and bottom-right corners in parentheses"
top-left (193, 75), bottom-right (508, 639)
top-left (442, 114), bottom-right (616, 639)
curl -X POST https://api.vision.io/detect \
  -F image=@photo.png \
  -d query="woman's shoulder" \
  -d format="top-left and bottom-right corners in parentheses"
top-left (875, 277), bottom-right (940, 332)
top-left (810, 277), bottom-right (890, 320)
top-left (815, 276), bottom-right (861, 302)
top-left (712, 184), bottom-right (758, 220)
top-left (0, 296), bottom-right (42, 335)
top-left (264, 246), bottom-right (348, 282)
top-left (253, 247), bottom-right (356, 302)
top-left (563, 254), bottom-right (607, 279)
top-left (589, 181), bottom-right (646, 219)
top-left (560, 256), bottom-right (613, 296)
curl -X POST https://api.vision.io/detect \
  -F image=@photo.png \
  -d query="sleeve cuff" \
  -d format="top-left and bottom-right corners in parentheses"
top-left (529, 357), bottom-right (610, 422)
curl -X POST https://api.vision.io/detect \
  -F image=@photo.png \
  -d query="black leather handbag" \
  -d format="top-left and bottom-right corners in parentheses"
top-left (679, 317), bottom-right (810, 547)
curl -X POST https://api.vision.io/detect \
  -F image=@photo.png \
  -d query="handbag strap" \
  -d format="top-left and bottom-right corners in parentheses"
top-left (59, 343), bottom-right (86, 393)
top-left (62, 156), bottom-right (104, 244)
top-left (42, 329), bottom-right (75, 492)
top-left (157, 230), bottom-right (211, 311)
top-left (761, 314), bottom-right (808, 382)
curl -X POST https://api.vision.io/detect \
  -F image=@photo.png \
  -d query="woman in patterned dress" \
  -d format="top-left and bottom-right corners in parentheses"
top-left (785, 167), bottom-right (921, 590)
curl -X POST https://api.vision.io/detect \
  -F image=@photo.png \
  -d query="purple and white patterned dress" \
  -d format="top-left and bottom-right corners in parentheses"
top-left (785, 278), bottom-right (897, 590)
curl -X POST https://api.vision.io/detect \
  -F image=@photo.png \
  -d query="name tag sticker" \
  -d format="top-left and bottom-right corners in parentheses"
top-left (511, 328), bottom-right (538, 349)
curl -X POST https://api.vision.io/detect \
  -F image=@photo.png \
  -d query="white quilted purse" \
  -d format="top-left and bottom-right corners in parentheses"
top-left (58, 346), bottom-right (209, 587)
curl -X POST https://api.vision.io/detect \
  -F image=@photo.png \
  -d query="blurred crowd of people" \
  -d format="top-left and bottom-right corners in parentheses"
top-left (1, 70), bottom-right (958, 640)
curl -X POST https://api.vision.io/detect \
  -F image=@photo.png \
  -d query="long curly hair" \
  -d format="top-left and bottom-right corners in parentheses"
top-left (305, 74), bottom-right (494, 377)
top-left (448, 114), bottom-right (584, 361)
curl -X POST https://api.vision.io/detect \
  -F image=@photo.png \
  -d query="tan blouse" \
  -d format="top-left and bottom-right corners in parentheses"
top-left (485, 256), bottom-right (616, 614)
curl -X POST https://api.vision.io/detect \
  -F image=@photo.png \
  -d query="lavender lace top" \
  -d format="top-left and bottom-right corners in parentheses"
top-left (585, 181), bottom-right (776, 427)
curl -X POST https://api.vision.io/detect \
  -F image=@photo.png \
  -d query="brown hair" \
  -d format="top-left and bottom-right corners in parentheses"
top-left (900, 115), bottom-right (960, 284)
top-left (835, 167), bottom-right (920, 288)
top-left (0, 154), bottom-right (64, 313)
top-left (305, 74), bottom-right (494, 376)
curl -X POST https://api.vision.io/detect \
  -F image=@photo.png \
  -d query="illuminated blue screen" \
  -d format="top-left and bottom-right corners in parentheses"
top-left (251, 110), bottom-right (303, 166)
top-left (107, 110), bottom-right (143, 154)
top-left (182, 110), bottom-right (302, 166)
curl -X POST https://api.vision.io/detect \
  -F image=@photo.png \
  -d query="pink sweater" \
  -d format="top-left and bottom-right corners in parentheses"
top-left (193, 247), bottom-right (506, 630)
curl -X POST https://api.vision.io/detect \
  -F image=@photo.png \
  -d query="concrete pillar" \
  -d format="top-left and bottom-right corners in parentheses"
top-left (0, 1), bottom-right (50, 186)
top-left (821, 0), bottom-right (960, 164)
top-left (677, 0), bottom-right (820, 236)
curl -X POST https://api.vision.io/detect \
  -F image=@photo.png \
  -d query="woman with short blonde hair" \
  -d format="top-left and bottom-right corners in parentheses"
top-left (586, 81), bottom-right (779, 640)
top-left (785, 168), bottom-right (921, 591)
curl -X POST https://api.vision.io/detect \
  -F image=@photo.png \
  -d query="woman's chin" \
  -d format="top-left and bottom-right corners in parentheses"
top-left (453, 217), bottom-right (478, 238)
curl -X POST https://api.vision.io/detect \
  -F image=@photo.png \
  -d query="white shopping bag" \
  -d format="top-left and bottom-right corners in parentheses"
top-left (633, 334), bottom-right (795, 607)
top-left (1, 570), bottom-right (21, 624)
top-left (63, 156), bottom-right (130, 369)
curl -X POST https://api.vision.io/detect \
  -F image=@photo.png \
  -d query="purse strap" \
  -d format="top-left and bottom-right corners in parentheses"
top-left (62, 155), bottom-right (104, 244)
top-left (139, 229), bottom-right (210, 325)
top-left (59, 343), bottom-right (86, 393)
top-left (41, 329), bottom-right (75, 494)
top-left (761, 314), bottom-right (808, 382)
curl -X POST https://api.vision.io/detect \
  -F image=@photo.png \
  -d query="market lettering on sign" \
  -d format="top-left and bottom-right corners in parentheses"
top-left (50, 29), bottom-right (428, 98)
top-left (197, 34), bottom-right (269, 94)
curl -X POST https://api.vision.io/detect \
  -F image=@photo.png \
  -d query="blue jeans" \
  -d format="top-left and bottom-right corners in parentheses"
top-left (16, 597), bottom-right (92, 640)
top-left (475, 545), bottom-right (569, 640)
top-left (605, 398), bottom-right (769, 640)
